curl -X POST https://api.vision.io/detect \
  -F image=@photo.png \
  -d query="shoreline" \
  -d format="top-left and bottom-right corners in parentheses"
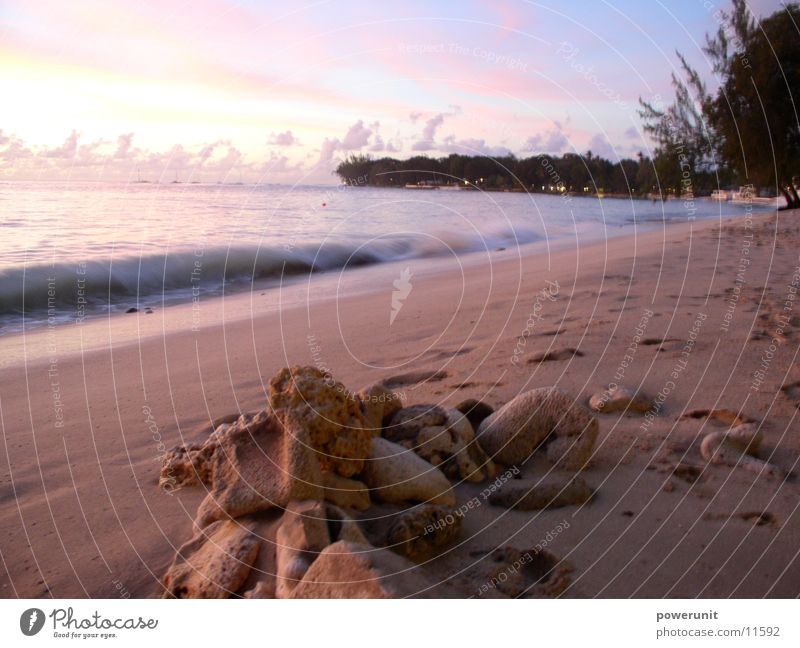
top-left (2, 209), bottom-right (799, 597)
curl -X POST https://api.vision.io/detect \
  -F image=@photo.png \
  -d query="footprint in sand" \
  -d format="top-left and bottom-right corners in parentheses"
top-left (738, 511), bottom-right (779, 527)
top-left (703, 511), bottom-right (779, 528)
top-left (425, 347), bottom-right (474, 361)
top-left (527, 348), bottom-right (584, 363)
top-left (467, 546), bottom-right (573, 598)
top-left (380, 369), bottom-right (448, 389)
top-left (780, 380), bottom-right (800, 406)
top-left (641, 337), bottom-right (682, 352)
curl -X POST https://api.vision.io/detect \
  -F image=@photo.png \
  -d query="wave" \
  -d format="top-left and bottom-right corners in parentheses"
top-left (0, 226), bottom-right (541, 321)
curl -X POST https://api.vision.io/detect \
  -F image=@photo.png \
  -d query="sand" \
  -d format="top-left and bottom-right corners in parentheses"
top-left (1, 209), bottom-right (799, 598)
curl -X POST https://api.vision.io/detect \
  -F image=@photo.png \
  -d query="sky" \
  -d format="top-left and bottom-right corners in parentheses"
top-left (0, 0), bottom-right (785, 183)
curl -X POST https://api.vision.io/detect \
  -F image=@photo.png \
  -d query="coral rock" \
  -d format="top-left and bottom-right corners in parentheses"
top-left (477, 387), bottom-right (598, 469)
top-left (269, 366), bottom-right (371, 478)
top-left (321, 471), bottom-right (371, 511)
top-left (275, 500), bottom-right (331, 598)
top-left (700, 423), bottom-right (783, 477)
top-left (357, 384), bottom-right (403, 433)
top-left (588, 385), bottom-right (651, 414)
top-left (385, 404), bottom-right (448, 443)
top-left (361, 437), bottom-right (455, 506)
top-left (385, 504), bottom-right (462, 562)
top-left (193, 411), bottom-right (323, 530)
top-left (162, 519), bottom-right (260, 598)
top-left (291, 541), bottom-right (462, 598)
top-left (455, 398), bottom-right (495, 429)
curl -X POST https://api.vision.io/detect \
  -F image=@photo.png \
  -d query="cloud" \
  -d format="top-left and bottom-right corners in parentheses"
top-left (587, 132), bottom-right (616, 159)
top-left (522, 124), bottom-right (569, 154)
top-left (267, 130), bottom-right (298, 146)
top-left (0, 129), bottom-right (269, 182)
top-left (340, 120), bottom-right (372, 150)
top-left (43, 130), bottom-right (80, 159)
top-left (411, 106), bottom-right (463, 151)
top-left (624, 126), bottom-right (639, 140)
top-left (315, 119), bottom-right (382, 164)
top-left (440, 136), bottom-right (511, 157)
top-left (113, 133), bottom-right (135, 159)
top-left (318, 137), bottom-right (340, 165)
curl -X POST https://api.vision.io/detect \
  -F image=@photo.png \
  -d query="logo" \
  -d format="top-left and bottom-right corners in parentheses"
top-left (20, 608), bottom-right (45, 636)
top-left (390, 267), bottom-right (413, 325)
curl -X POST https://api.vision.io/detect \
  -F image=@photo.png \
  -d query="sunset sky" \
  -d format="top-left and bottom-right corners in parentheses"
top-left (0, 0), bottom-right (782, 183)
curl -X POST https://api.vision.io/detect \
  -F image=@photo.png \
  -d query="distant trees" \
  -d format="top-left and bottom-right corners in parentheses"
top-left (640, 1), bottom-right (800, 208)
top-left (336, 152), bottom-right (661, 196)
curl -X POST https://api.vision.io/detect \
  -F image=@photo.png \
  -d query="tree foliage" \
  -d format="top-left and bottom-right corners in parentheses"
top-left (641, 0), bottom-right (800, 207)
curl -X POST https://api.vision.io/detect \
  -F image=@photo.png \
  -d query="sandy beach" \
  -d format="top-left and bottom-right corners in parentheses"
top-left (1, 208), bottom-right (799, 598)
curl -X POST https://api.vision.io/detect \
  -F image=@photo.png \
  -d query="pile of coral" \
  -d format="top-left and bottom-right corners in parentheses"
top-left (158, 366), bottom-right (599, 598)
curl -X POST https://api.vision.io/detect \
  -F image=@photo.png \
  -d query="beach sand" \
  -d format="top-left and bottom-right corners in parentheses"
top-left (1, 209), bottom-right (799, 598)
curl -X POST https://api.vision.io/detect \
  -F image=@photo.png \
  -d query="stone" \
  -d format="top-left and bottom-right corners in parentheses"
top-left (321, 471), bottom-right (371, 511)
top-left (357, 384), bottom-right (403, 433)
top-left (326, 503), bottom-right (370, 545)
top-left (291, 541), bottom-right (462, 598)
top-left (455, 398), bottom-right (495, 429)
top-left (414, 409), bottom-right (495, 483)
top-left (385, 404), bottom-right (448, 443)
top-left (588, 385), bottom-right (651, 414)
top-left (275, 500), bottom-right (331, 599)
top-left (385, 504), bottom-right (462, 562)
top-left (477, 387), bottom-right (598, 470)
top-left (489, 476), bottom-right (593, 510)
top-left (193, 411), bottom-right (323, 530)
top-left (161, 519), bottom-right (260, 598)
top-left (361, 437), bottom-right (455, 506)
top-left (269, 366), bottom-right (371, 478)
top-left (159, 442), bottom-right (212, 491)
top-left (700, 423), bottom-right (783, 477)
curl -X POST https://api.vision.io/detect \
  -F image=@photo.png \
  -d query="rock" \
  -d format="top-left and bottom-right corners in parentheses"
top-left (455, 398), bottom-right (495, 429)
top-left (275, 500), bottom-right (331, 599)
top-left (241, 582), bottom-right (273, 598)
top-left (161, 520), bottom-right (260, 598)
top-left (269, 366), bottom-right (371, 478)
top-left (489, 476), bottom-right (593, 510)
top-left (361, 437), bottom-right (455, 506)
top-left (414, 409), bottom-right (495, 483)
top-left (291, 541), bottom-right (462, 598)
top-left (470, 546), bottom-right (572, 598)
top-left (125, 307), bottom-right (138, 314)
top-left (588, 385), bottom-right (651, 414)
top-left (159, 441), bottom-right (214, 491)
top-left (477, 387), bottom-right (598, 470)
top-left (385, 404), bottom-right (448, 443)
top-left (700, 423), bottom-right (783, 477)
top-left (193, 411), bottom-right (323, 529)
top-left (385, 504), bottom-right (462, 562)
top-left (321, 471), bottom-right (371, 511)
top-left (326, 503), bottom-right (370, 545)
top-left (357, 384), bottom-right (403, 433)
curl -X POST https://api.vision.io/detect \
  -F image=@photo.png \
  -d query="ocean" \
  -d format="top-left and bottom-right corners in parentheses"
top-left (0, 181), bottom-right (769, 331)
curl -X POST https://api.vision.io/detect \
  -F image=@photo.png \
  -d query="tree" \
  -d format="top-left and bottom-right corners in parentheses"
top-left (704, 1), bottom-right (800, 207)
top-left (639, 52), bottom-right (716, 197)
top-left (642, 1), bottom-right (800, 207)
